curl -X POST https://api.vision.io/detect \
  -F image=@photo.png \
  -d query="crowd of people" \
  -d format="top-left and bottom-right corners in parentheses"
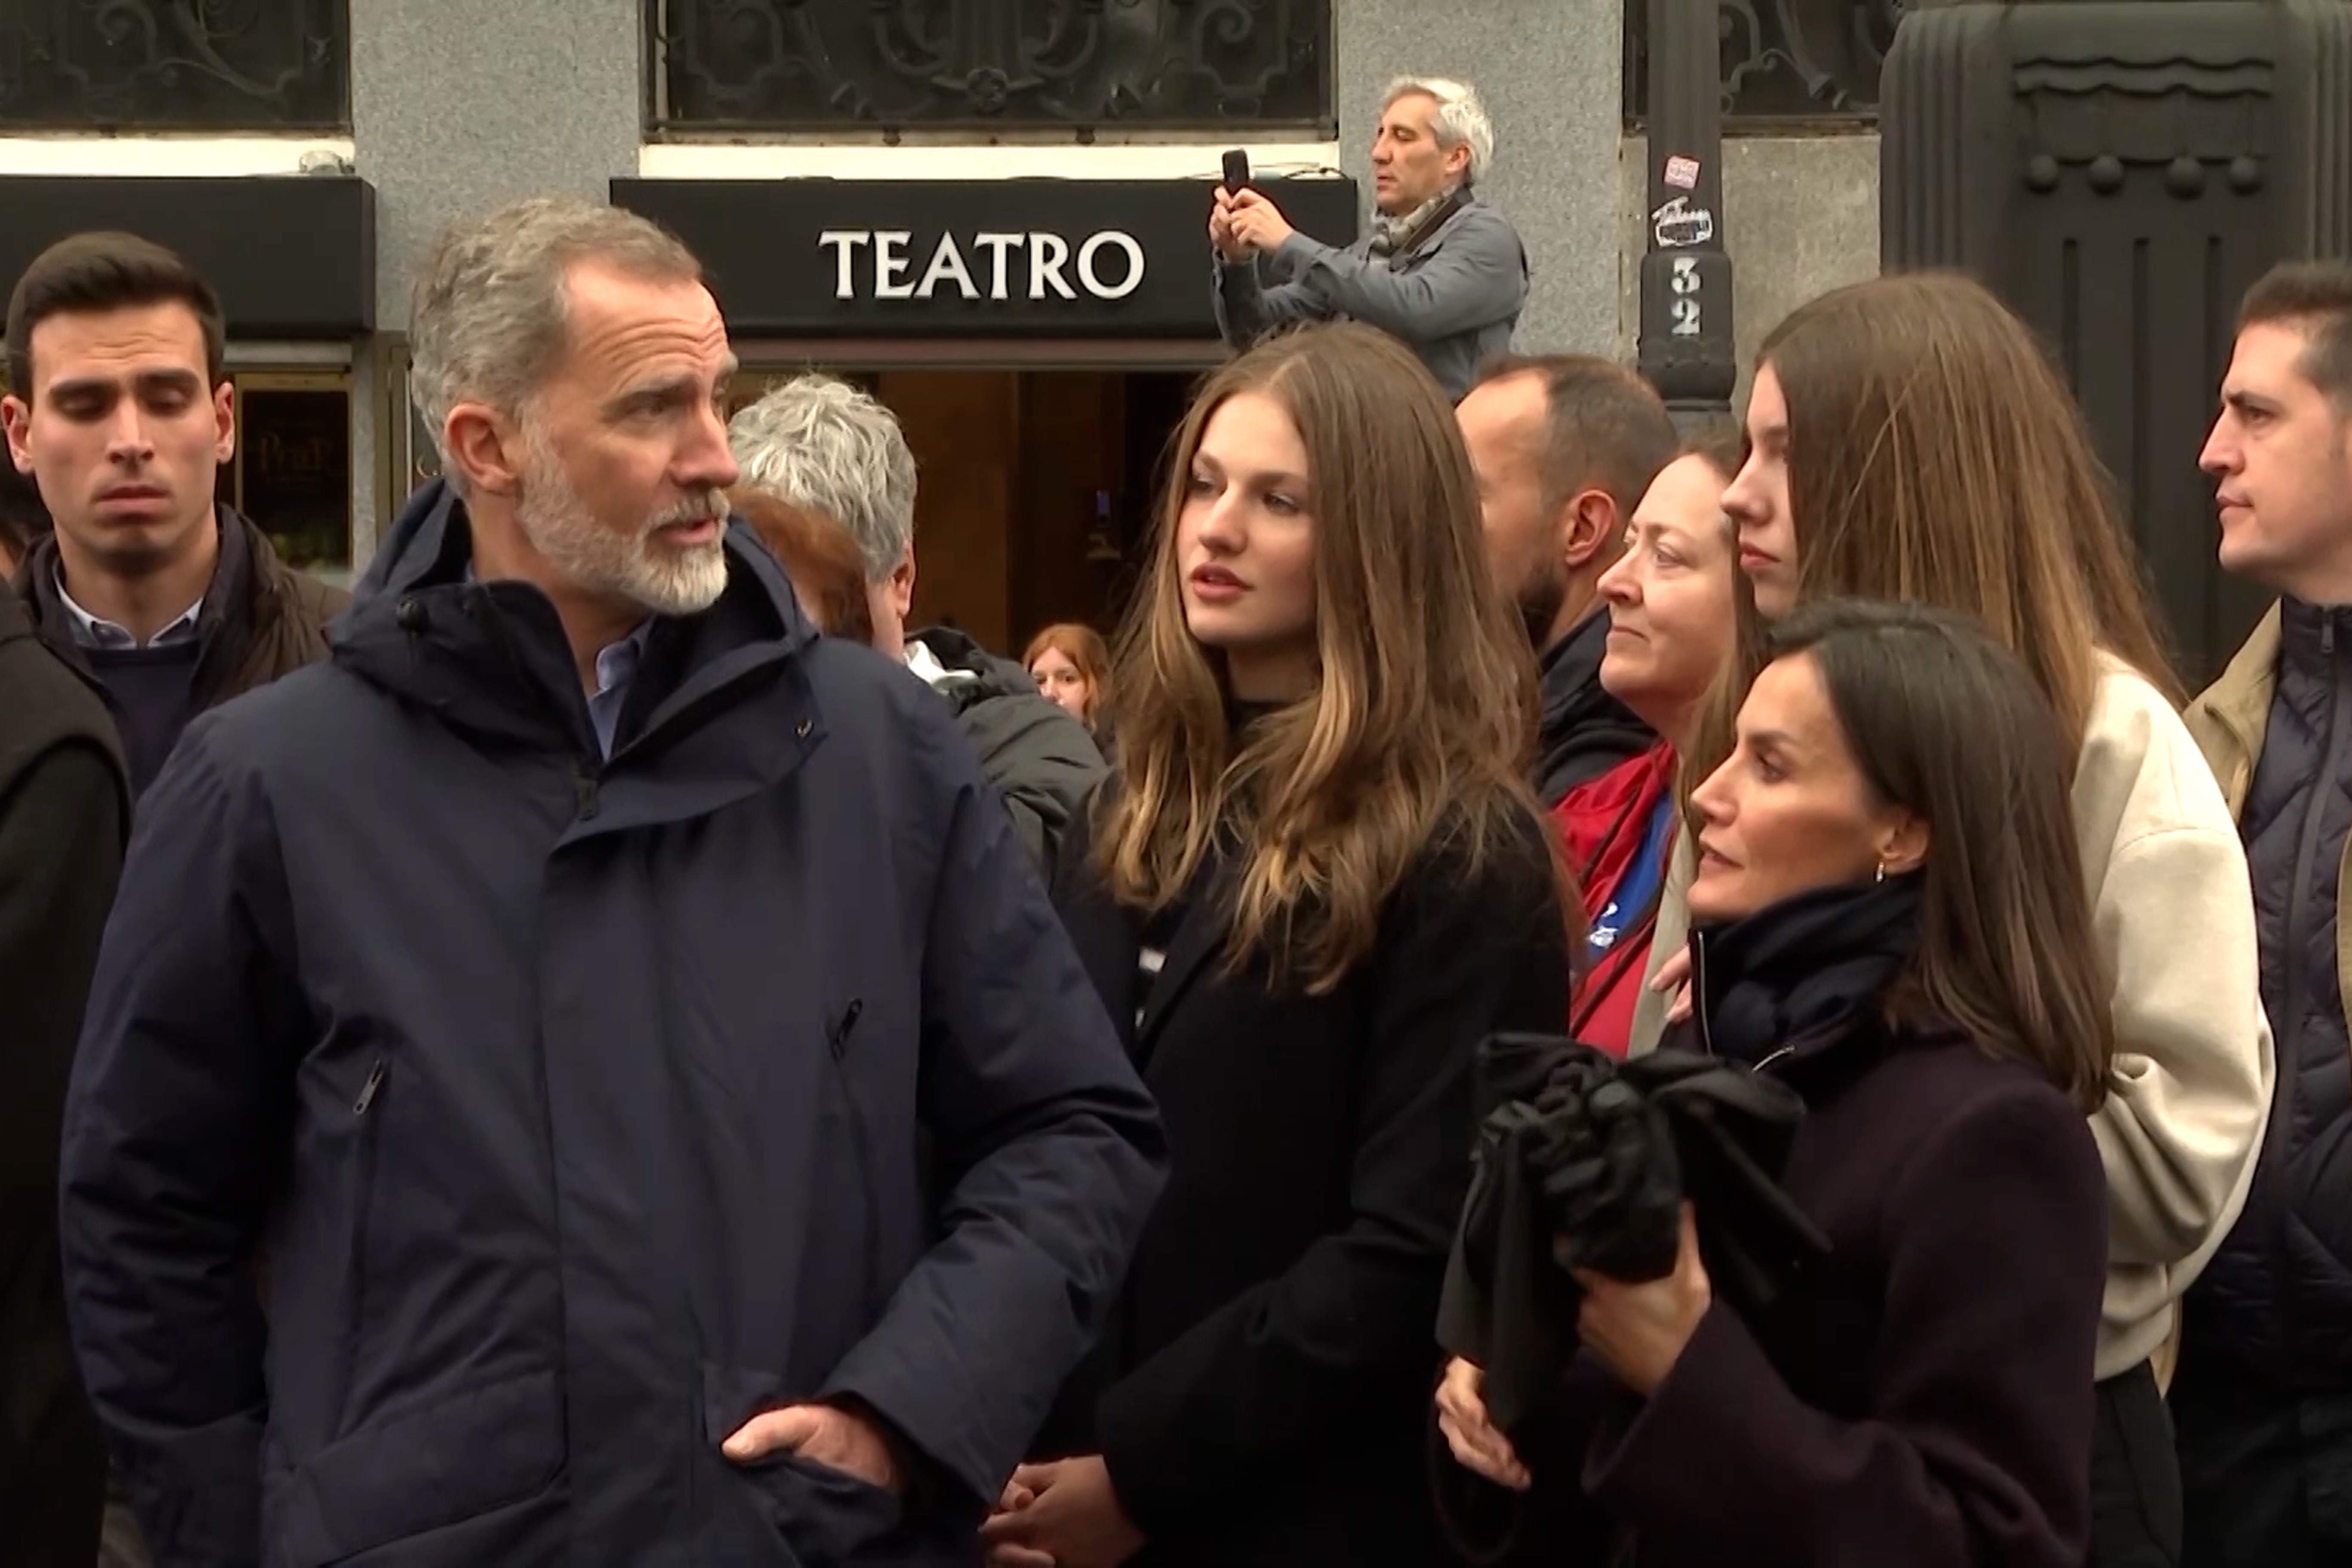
top-left (0, 66), bottom-right (2347, 1568)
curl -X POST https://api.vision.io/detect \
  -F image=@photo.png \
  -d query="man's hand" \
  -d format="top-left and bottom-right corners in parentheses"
top-left (723, 1403), bottom-right (905, 1494)
top-left (1210, 186), bottom-right (1251, 262)
top-left (1435, 1357), bottom-right (1531, 1491)
top-left (980, 1456), bottom-right (1144, 1568)
top-left (1573, 1205), bottom-right (1712, 1397)
top-left (1223, 187), bottom-right (1296, 256)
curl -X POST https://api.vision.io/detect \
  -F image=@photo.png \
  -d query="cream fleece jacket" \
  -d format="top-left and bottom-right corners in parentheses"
top-left (2073, 657), bottom-right (2272, 1380)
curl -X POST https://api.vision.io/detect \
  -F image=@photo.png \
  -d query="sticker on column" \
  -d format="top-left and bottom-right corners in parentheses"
top-left (1663, 155), bottom-right (1701, 191)
top-left (1652, 196), bottom-right (1716, 248)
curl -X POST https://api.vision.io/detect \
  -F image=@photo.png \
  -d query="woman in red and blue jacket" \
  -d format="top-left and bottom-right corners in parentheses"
top-left (1555, 437), bottom-right (1752, 1056)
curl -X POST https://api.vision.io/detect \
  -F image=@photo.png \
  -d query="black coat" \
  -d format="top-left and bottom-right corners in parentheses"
top-left (1534, 611), bottom-right (1652, 810)
top-left (1043, 796), bottom-right (1571, 1566)
top-left (58, 482), bottom-right (1167, 1568)
top-left (1436, 883), bottom-right (2110, 1568)
top-left (0, 581), bottom-right (129, 1568)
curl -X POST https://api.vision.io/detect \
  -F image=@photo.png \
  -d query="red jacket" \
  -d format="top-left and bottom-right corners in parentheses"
top-left (1552, 741), bottom-right (1678, 1056)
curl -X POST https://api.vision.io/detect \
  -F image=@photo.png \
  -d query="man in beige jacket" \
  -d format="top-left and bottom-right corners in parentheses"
top-left (2176, 259), bottom-right (2352, 1568)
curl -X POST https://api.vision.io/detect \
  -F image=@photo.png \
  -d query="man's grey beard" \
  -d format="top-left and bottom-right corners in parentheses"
top-left (517, 426), bottom-right (729, 617)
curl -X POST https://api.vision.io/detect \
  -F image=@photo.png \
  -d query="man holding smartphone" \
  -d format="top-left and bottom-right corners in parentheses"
top-left (1211, 76), bottom-right (1528, 401)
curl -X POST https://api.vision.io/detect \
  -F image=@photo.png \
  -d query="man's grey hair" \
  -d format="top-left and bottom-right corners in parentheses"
top-left (1382, 77), bottom-right (1495, 187)
top-left (409, 196), bottom-right (702, 486)
top-left (729, 376), bottom-right (917, 581)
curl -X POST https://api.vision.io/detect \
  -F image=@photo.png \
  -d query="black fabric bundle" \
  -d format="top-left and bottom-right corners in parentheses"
top-left (1436, 1035), bottom-right (1828, 1432)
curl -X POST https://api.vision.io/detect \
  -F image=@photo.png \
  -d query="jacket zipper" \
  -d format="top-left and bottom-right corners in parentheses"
top-left (2273, 616), bottom-right (2349, 1234)
top-left (572, 759), bottom-right (600, 821)
top-left (331, 1057), bottom-right (389, 1435)
top-left (827, 1001), bottom-right (885, 1316)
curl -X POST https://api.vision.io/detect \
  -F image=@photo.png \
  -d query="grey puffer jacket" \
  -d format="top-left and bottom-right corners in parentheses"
top-left (908, 626), bottom-right (1106, 873)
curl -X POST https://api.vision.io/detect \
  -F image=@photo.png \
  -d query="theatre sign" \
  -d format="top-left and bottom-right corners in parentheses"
top-left (610, 176), bottom-right (1359, 337)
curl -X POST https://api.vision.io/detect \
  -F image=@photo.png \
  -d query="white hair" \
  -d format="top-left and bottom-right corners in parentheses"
top-left (728, 376), bottom-right (917, 582)
top-left (408, 196), bottom-right (701, 490)
top-left (1381, 76), bottom-right (1495, 187)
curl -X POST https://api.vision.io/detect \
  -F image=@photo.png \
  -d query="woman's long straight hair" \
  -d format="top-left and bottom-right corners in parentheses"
top-left (1756, 272), bottom-right (2179, 743)
top-left (1097, 322), bottom-right (1553, 993)
top-left (1669, 431), bottom-right (1770, 834)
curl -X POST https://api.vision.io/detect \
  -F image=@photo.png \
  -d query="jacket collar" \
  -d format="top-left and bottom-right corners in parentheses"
top-left (2278, 597), bottom-right (2352, 681)
top-left (1370, 186), bottom-right (1473, 258)
top-left (1691, 875), bottom-right (1923, 1075)
top-left (907, 624), bottom-right (1034, 713)
top-left (2186, 605), bottom-right (2283, 812)
top-left (12, 505), bottom-right (279, 702)
top-left (333, 481), bottom-right (823, 833)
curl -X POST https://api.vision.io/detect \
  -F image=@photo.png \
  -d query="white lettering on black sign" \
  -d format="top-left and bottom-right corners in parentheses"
top-left (819, 229), bottom-right (1145, 304)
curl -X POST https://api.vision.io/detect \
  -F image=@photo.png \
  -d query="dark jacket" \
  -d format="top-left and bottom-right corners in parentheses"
top-left (1042, 793), bottom-right (1571, 1566)
top-left (1534, 611), bottom-right (1653, 810)
top-left (0, 582), bottom-right (130, 1568)
top-left (14, 506), bottom-right (349, 795)
top-left (2182, 599), bottom-right (2352, 1387)
top-left (58, 481), bottom-right (1167, 1568)
top-left (906, 625), bottom-right (1106, 872)
top-left (1437, 881), bottom-right (2109, 1568)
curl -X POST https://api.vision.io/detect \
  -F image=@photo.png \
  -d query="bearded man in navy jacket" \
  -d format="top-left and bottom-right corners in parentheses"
top-left (57, 196), bottom-right (1165, 1568)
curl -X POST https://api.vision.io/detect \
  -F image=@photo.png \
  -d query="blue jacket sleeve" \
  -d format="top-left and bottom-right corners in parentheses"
top-left (59, 722), bottom-right (301, 1568)
top-left (1268, 207), bottom-right (1528, 342)
top-left (819, 768), bottom-right (1167, 1508)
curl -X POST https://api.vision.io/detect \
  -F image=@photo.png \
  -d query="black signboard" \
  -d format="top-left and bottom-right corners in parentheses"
top-left (610, 175), bottom-right (1360, 339)
top-left (0, 175), bottom-right (374, 337)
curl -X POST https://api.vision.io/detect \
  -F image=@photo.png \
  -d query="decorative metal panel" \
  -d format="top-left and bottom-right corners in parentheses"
top-left (0, 0), bottom-right (349, 130)
top-left (649, 0), bottom-right (1332, 133)
top-left (1626, 0), bottom-right (1904, 126)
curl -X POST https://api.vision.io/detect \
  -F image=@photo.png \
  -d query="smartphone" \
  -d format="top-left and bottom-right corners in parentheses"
top-left (1222, 149), bottom-right (1251, 193)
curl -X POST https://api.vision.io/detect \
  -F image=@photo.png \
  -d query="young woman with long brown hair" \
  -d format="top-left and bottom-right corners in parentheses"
top-left (982, 322), bottom-right (1570, 1568)
top-left (1710, 273), bottom-right (2272, 1568)
top-left (1440, 601), bottom-right (2116, 1567)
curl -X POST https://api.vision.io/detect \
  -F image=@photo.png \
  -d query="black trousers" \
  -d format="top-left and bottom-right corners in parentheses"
top-left (2175, 1361), bottom-right (2352, 1568)
top-left (2090, 1360), bottom-right (2183, 1568)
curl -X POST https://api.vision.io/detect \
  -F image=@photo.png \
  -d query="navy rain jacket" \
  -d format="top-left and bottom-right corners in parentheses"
top-left (58, 481), bottom-right (1167, 1568)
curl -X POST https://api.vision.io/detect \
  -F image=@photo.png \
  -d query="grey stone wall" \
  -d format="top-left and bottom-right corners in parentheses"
top-left (1617, 133), bottom-right (1881, 404)
top-left (346, 0), bottom-right (643, 551)
top-left (1337, 0), bottom-right (1625, 355)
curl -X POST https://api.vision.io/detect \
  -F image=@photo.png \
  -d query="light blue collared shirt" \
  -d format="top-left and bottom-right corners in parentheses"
top-left (462, 566), bottom-right (650, 759)
top-left (587, 621), bottom-right (654, 759)
top-left (55, 567), bottom-right (203, 650)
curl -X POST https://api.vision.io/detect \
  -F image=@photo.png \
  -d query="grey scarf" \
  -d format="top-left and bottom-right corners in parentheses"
top-left (1369, 185), bottom-right (1467, 261)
